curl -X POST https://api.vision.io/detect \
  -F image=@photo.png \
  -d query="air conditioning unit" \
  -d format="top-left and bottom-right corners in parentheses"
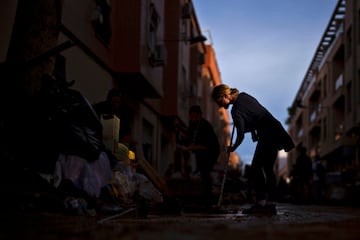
top-left (182, 3), bottom-right (192, 19)
top-left (151, 44), bottom-right (167, 66)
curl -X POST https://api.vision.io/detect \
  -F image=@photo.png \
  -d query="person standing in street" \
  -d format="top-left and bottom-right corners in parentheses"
top-left (180, 105), bottom-right (220, 211)
top-left (211, 84), bottom-right (295, 215)
top-left (311, 154), bottom-right (326, 204)
top-left (294, 147), bottom-right (313, 203)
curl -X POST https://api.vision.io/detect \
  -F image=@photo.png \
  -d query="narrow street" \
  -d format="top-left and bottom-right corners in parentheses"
top-left (2, 203), bottom-right (360, 240)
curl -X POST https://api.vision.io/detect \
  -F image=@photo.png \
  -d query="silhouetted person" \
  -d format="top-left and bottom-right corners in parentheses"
top-left (180, 105), bottom-right (220, 211)
top-left (295, 147), bottom-right (312, 203)
top-left (212, 84), bottom-right (294, 215)
top-left (311, 155), bottom-right (326, 204)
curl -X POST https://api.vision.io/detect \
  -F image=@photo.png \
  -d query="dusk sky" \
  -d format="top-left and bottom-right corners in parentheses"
top-left (192, 0), bottom-right (339, 165)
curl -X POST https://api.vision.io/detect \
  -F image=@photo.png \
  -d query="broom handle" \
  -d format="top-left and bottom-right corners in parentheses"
top-left (217, 124), bottom-right (236, 207)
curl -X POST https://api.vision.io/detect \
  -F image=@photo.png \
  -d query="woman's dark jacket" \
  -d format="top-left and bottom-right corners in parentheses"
top-left (231, 92), bottom-right (294, 152)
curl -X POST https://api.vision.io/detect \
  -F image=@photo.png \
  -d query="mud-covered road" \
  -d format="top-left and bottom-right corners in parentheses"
top-left (2, 203), bottom-right (360, 240)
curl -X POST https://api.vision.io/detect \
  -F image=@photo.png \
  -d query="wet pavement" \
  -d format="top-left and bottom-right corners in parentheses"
top-left (1, 203), bottom-right (360, 239)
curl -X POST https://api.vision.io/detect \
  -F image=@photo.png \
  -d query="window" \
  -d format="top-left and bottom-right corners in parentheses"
top-left (181, 20), bottom-right (188, 43)
top-left (358, 69), bottom-right (360, 104)
top-left (323, 75), bottom-right (327, 98)
top-left (358, 9), bottom-right (360, 45)
top-left (92, 0), bottom-right (112, 46)
top-left (142, 119), bottom-right (154, 165)
top-left (335, 74), bottom-right (343, 90)
top-left (346, 82), bottom-right (352, 113)
top-left (346, 26), bottom-right (352, 59)
top-left (147, 3), bottom-right (165, 66)
top-left (147, 3), bottom-right (159, 51)
top-left (323, 118), bottom-right (327, 141)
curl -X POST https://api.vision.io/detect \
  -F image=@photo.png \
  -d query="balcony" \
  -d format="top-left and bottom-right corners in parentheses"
top-left (335, 73), bottom-right (343, 91)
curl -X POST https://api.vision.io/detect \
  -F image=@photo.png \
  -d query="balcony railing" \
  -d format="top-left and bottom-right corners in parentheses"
top-left (319, 23), bottom-right (344, 70)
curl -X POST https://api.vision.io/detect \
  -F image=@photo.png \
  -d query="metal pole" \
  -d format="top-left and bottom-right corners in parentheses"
top-left (217, 125), bottom-right (235, 207)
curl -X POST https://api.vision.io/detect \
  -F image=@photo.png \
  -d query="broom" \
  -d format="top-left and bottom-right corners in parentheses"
top-left (216, 124), bottom-right (235, 208)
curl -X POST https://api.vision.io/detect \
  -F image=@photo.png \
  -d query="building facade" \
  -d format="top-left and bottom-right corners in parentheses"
top-left (0, 0), bottom-right (230, 178)
top-left (288, 0), bottom-right (359, 176)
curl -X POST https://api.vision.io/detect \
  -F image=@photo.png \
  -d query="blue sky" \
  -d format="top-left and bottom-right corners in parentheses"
top-left (192, 0), bottom-right (339, 165)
